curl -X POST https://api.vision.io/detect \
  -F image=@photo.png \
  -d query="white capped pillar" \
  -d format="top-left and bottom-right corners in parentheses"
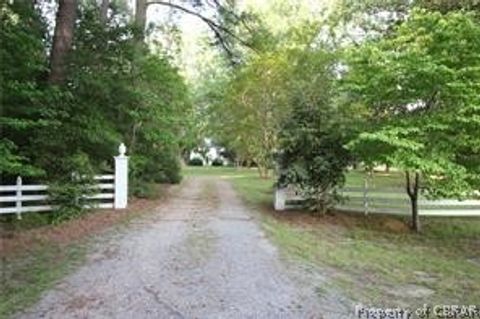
top-left (274, 188), bottom-right (286, 211)
top-left (114, 143), bottom-right (128, 209)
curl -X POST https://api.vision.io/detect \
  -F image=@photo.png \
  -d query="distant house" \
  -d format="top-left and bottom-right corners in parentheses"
top-left (189, 139), bottom-right (230, 166)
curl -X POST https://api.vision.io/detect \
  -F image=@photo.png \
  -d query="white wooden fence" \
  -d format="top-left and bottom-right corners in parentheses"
top-left (0, 143), bottom-right (129, 219)
top-left (274, 186), bottom-right (480, 216)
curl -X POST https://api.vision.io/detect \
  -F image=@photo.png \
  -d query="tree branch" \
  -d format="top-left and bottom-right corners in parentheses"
top-left (146, 0), bottom-right (255, 53)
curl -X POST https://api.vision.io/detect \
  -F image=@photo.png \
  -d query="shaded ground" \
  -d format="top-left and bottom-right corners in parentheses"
top-left (1, 196), bottom-right (167, 256)
top-left (14, 177), bottom-right (353, 319)
top-left (226, 167), bottom-right (480, 307)
top-left (1, 186), bottom-right (173, 318)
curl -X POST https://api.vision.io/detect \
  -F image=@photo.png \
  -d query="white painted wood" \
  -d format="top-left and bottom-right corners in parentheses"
top-left (0, 202), bottom-right (117, 215)
top-left (93, 183), bottom-right (115, 189)
top-left (0, 194), bottom-right (49, 202)
top-left (342, 187), bottom-right (405, 194)
top-left (0, 205), bottom-right (53, 214)
top-left (337, 206), bottom-right (410, 215)
top-left (419, 209), bottom-right (480, 216)
top-left (274, 188), bottom-right (286, 211)
top-left (86, 193), bottom-right (114, 199)
top-left (0, 185), bottom-right (49, 192)
top-left (275, 184), bottom-right (480, 216)
top-left (346, 197), bottom-right (410, 205)
top-left (420, 199), bottom-right (480, 206)
top-left (363, 177), bottom-right (369, 215)
top-left (16, 176), bottom-right (22, 219)
top-left (93, 174), bottom-right (114, 180)
top-left (84, 203), bottom-right (114, 209)
top-left (114, 143), bottom-right (128, 209)
top-left (0, 144), bottom-right (126, 216)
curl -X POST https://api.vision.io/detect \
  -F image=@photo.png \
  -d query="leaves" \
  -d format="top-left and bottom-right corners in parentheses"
top-left (346, 9), bottom-right (480, 198)
top-left (0, 2), bottom-right (192, 191)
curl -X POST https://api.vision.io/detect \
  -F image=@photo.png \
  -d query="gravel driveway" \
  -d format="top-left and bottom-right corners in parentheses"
top-left (16, 177), bottom-right (353, 319)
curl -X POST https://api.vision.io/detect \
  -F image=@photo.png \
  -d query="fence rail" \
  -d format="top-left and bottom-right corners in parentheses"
top-left (274, 186), bottom-right (480, 216)
top-left (0, 143), bottom-right (129, 218)
top-left (0, 175), bottom-right (116, 218)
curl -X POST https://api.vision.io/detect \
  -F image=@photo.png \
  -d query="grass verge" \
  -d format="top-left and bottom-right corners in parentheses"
top-left (184, 166), bottom-right (480, 307)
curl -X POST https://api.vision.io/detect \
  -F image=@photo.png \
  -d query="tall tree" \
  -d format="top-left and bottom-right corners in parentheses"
top-left (100, 0), bottom-right (109, 23)
top-left (345, 9), bottom-right (480, 232)
top-left (210, 51), bottom-right (292, 178)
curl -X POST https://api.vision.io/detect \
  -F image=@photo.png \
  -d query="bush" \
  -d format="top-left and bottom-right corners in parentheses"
top-left (212, 158), bottom-right (224, 166)
top-left (48, 152), bottom-right (96, 223)
top-left (148, 150), bottom-right (182, 184)
top-left (129, 181), bottom-right (158, 199)
top-left (129, 149), bottom-right (182, 198)
top-left (188, 157), bottom-right (204, 166)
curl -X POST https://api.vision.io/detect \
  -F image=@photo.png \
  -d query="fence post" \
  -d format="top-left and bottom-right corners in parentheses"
top-left (114, 143), bottom-right (128, 209)
top-left (16, 176), bottom-right (22, 220)
top-left (363, 174), bottom-right (369, 215)
top-left (274, 188), bottom-right (286, 211)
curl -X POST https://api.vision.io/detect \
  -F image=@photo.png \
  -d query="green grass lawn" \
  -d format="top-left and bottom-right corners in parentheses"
top-left (345, 170), bottom-right (405, 189)
top-left (184, 166), bottom-right (480, 307)
top-left (183, 166), bottom-right (406, 189)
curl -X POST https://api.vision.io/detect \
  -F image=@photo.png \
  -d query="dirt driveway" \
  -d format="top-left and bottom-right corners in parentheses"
top-left (15, 177), bottom-right (353, 319)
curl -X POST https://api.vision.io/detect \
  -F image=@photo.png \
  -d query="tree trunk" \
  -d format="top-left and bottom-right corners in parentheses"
top-left (411, 194), bottom-right (420, 232)
top-left (100, 0), bottom-right (109, 23)
top-left (406, 171), bottom-right (421, 232)
top-left (135, 0), bottom-right (147, 40)
top-left (48, 0), bottom-right (77, 85)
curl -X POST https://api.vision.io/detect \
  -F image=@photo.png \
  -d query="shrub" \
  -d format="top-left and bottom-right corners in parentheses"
top-left (129, 149), bottom-right (182, 198)
top-left (130, 181), bottom-right (157, 199)
top-left (48, 152), bottom-right (96, 223)
top-left (188, 157), bottom-right (204, 166)
top-left (147, 150), bottom-right (182, 184)
top-left (212, 158), bottom-right (224, 166)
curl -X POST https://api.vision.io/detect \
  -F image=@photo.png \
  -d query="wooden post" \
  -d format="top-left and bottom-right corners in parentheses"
top-left (363, 172), bottom-right (369, 215)
top-left (274, 188), bottom-right (286, 211)
top-left (114, 143), bottom-right (128, 209)
top-left (16, 176), bottom-right (22, 220)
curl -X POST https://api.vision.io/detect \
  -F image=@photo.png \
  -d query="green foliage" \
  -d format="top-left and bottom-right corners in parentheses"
top-left (1, 2), bottom-right (192, 216)
top-left (129, 149), bottom-right (182, 198)
top-left (0, 1), bottom-right (50, 178)
top-left (188, 158), bottom-right (204, 166)
top-left (211, 158), bottom-right (224, 167)
top-left (277, 50), bottom-right (357, 212)
top-left (345, 9), bottom-right (480, 199)
top-left (47, 153), bottom-right (96, 223)
top-left (0, 139), bottom-right (43, 177)
top-left (209, 50), bottom-right (293, 177)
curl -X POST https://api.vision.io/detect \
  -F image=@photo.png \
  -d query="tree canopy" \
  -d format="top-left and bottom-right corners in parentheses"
top-left (1, 0), bottom-right (479, 230)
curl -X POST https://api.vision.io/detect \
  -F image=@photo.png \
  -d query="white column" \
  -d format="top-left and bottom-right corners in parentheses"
top-left (274, 188), bottom-right (286, 211)
top-left (16, 176), bottom-right (22, 220)
top-left (114, 143), bottom-right (128, 209)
